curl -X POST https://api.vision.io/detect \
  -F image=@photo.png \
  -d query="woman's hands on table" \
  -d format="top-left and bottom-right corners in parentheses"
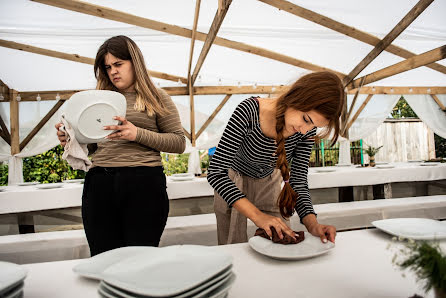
top-left (303, 214), bottom-right (336, 243)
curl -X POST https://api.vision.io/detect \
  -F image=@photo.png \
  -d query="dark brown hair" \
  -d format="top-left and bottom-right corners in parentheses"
top-left (275, 71), bottom-right (344, 218)
top-left (94, 35), bottom-right (167, 116)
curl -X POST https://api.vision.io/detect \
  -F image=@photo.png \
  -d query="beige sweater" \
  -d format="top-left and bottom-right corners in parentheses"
top-left (91, 89), bottom-right (185, 167)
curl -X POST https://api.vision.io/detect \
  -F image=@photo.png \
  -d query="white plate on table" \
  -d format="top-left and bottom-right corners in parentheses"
top-left (335, 163), bottom-right (352, 167)
top-left (372, 218), bottom-right (446, 240)
top-left (102, 245), bottom-right (232, 297)
top-left (170, 173), bottom-right (195, 181)
top-left (16, 182), bottom-right (40, 186)
top-left (375, 162), bottom-right (388, 165)
top-left (0, 262), bottom-right (27, 295)
top-left (2, 282), bottom-right (24, 298)
top-left (63, 90), bottom-right (126, 144)
top-left (35, 183), bottom-right (64, 190)
top-left (376, 165), bottom-right (395, 169)
top-left (63, 179), bottom-right (85, 184)
top-left (73, 246), bottom-right (152, 280)
top-left (0, 187), bottom-right (7, 192)
top-left (408, 159), bottom-right (422, 163)
top-left (100, 269), bottom-right (234, 298)
top-left (315, 168), bottom-right (336, 173)
top-left (249, 233), bottom-right (335, 261)
top-left (420, 162), bottom-right (440, 166)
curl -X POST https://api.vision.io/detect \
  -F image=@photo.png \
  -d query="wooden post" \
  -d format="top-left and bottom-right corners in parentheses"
top-left (9, 89), bottom-right (20, 155)
top-left (431, 94), bottom-right (446, 111)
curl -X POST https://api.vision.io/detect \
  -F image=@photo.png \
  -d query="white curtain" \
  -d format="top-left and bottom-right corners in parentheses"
top-left (0, 101), bottom-right (62, 185)
top-left (404, 94), bottom-right (446, 139)
top-left (348, 94), bottom-right (400, 141)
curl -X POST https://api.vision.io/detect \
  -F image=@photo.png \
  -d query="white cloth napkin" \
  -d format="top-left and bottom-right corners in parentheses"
top-left (60, 116), bottom-right (92, 171)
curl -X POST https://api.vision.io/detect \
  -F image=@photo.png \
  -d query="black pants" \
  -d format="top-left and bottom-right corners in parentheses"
top-left (81, 166), bottom-right (169, 256)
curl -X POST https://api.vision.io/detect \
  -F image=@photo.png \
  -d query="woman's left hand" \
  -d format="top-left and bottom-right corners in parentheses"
top-left (104, 116), bottom-right (137, 141)
top-left (307, 223), bottom-right (336, 244)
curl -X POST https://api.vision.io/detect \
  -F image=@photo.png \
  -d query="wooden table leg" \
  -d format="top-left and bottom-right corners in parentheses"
top-left (373, 183), bottom-right (392, 200)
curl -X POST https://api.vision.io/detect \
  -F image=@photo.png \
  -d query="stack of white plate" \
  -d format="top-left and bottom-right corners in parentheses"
top-left (0, 262), bottom-right (27, 298)
top-left (73, 245), bottom-right (235, 298)
top-left (170, 173), bottom-right (195, 181)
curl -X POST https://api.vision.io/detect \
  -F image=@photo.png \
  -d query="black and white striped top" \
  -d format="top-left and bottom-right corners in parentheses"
top-left (207, 97), bottom-right (317, 220)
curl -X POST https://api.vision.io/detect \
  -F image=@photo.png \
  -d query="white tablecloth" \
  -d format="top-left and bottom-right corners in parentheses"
top-left (1, 162), bottom-right (445, 215)
top-left (20, 229), bottom-right (443, 298)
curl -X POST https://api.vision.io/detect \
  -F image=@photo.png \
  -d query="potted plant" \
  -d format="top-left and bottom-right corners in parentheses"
top-left (364, 145), bottom-right (383, 167)
top-left (390, 238), bottom-right (446, 298)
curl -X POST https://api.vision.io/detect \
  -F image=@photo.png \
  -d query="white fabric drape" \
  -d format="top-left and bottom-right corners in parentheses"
top-left (0, 101), bottom-right (62, 185)
top-left (404, 94), bottom-right (446, 139)
top-left (337, 137), bottom-right (351, 165)
top-left (187, 149), bottom-right (202, 175)
top-left (348, 94), bottom-right (400, 141)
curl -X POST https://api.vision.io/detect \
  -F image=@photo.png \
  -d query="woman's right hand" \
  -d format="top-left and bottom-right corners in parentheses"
top-left (251, 212), bottom-right (296, 240)
top-left (55, 123), bottom-right (67, 147)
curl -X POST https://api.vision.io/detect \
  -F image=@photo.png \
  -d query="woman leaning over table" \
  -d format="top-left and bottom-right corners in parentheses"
top-left (207, 71), bottom-right (344, 245)
top-left (55, 35), bottom-right (185, 256)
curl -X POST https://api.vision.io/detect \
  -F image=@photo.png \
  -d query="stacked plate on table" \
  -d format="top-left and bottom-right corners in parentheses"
top-left (170, 173), bottom-right (195, 181)
top-left (0, 262), bottom-right (27, 298)
top-left (73, 245), bottom-right (235, 298)
top-left (372, 218), bottom-right (446, 240)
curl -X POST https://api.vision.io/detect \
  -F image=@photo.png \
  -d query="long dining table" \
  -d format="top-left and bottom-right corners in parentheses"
top-left (19, 229), bottom-right (443, 298)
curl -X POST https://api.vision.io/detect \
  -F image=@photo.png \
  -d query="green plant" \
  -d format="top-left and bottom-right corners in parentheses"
top-left (0, 162), bottom-right (8, 186)
top-left (161, 153), bottom-right (190, 175)
top-left (364, 145), bottom-right (383, 157)
top-left (391, 96), bottom-right (418, 119)
top-left (391, 238), bottom-right (446, 295)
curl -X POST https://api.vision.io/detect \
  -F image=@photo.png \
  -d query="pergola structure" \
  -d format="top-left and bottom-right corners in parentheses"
top-left (0, 0), bottom-right (445, 159)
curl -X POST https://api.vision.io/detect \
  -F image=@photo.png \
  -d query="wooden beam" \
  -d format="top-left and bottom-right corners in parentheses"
top-left (9, 90), bottom-right (20, 155)
top-left (20, 100), bottom-right (65, 150)
top-left (0, 79), bottom-right (10, 101)
top-left (188, 0), bottom-right (201, 147)
top-left (347, 86), bottom-right (446, 95)
top-left (0, 39), bottom-right (187, 84)
top-left (257, 0), bottom-right (446, 75)
top-left (0, 115), bottom-right (11, 145)
top-left (343, 0), bottom-right (434, 86)
top-left (342, 77), bottom-right (366, 136)
top-left (191, 0), bottom-right (232, 85)
top-left (348, 45), bottom-right (446, 89)
top-left (431, 94), bottom-right (446, 111)
top-left (345, 94), bottom-right (374, 133)
top-left (31, 0), bottom-right (344, 76)
top-left (196, 94), bottom-right (232, 139)
top-left (183, 127), bottom-right (191, 141)
top-left (17, 86), bottom-right (446, 100)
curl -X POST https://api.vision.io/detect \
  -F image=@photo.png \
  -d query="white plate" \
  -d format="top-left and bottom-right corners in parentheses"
top-left (0, 187), bottom-right (7, 192)
top-left (315, 168), bottom-right (336, 173)
top-left (375, 165), bottom-right (395, 169)
top-left (63, 90), bottom-right (126, 144)
top-left (102, 245), bottom-right (233, 297)
top-left (203, 274), bottom-right (236, 298)
top-left (16, 182), bottom-right (40, 186)
top-left (407, 160), bottom-right (422, 163)
top-left (35, 183), bottom-right (64, 189)
top-left (73, 246), bottom-right (153, 280)
top-left (63, 179), bottom-right (85, 184)
top-left (375, 162), bottom-right (388, 165)
top-left (101, 266), bottom-right (232, 298)
top-left (372, 218), bottom-right (446, 240)
top-left (335, 163), bottom-right (351, 167)
top-left (420, 162), bottom-right (440, 166)
top-left (3, 282), bottom-right (24, 298)
top-left (170, 176), bottom-right (195, 181)
top-left (0, 262), bottom-right (27, 294)
top-left (249, 233), bottom-right (335, 261)
top-left (170, 173), bottom-right (195, 181)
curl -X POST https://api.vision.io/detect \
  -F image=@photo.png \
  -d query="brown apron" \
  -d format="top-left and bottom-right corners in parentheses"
top-left (214, 168), bottom-right (289, 245)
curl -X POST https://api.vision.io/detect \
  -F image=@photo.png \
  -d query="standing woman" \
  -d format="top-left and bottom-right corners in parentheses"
top-left (55, 35), bottom-right (185, 256)
top-left (207, 71), bottom-right (344, 245)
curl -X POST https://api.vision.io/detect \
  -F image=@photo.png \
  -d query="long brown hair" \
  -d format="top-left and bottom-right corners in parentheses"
top-left (275, 71), bottom-right (344, 218)
top-left (94, 35), bottom-right (167, 116)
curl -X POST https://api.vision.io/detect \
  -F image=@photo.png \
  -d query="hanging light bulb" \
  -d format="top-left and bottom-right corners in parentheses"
top-left (253, 82), bottom-right (257, 89)
top-left (36, 94), bottom-right (41, 101)
top-left (16, 94), bottom-right (21, 102)
top-left (198, 75), bottom-right (202, 83)
top-left (427, 88), bottom-right (431, 93)
top-left (177, 79), bottom-right (182, 86)
top-left (372, 87), bottom-right (376, 92)
top-left (0, 93), bottom-right (3, 101)
top-left (271, 87), bottom-right (276, 92)
top-left (218, 78), bottom-right (222, 86)
top-left (237, 81), bottom-right (241, 88)
top-left (409, 88), bottom-right (413, 93)
top-left (56, 93), bottom-right (61, 100)
top-left (390, 88), bottom-right (394, 93)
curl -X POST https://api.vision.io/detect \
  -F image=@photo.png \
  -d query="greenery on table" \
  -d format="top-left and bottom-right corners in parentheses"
top-left (364, 144), bottom-right (383, 157)
top-left (391, 238), bottom-right (446, 295)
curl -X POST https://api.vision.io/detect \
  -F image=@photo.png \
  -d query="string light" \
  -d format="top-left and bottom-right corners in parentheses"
top-left (372, 87), bottom-right (376, 92)
top-left (56, 93), bottom-right (61, 100)
top-left (0, 93), bottom-right (3, 101)
top-left (177, 79), bottom-right (182, 86)
top-left (271, 87), bottom-right (276, 92)
top-left (427, 88), bottom-right (431, 93)
top-left (36, 94), bottom-right (41, 101)
top-left (198, 75), bottom-right (202, 83)
top-left (253, 82), bottom-right (257, 89)
top-left (409, 88), bottom-right (413, 93)
top-left (237, 81), bottom-right (241, 88)
top-left (16, 94), bottom-right (21, 102)
top-left (390, 88), bottom-right (394, 93)
top-left (218, 78), bottom-right (222, 86)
